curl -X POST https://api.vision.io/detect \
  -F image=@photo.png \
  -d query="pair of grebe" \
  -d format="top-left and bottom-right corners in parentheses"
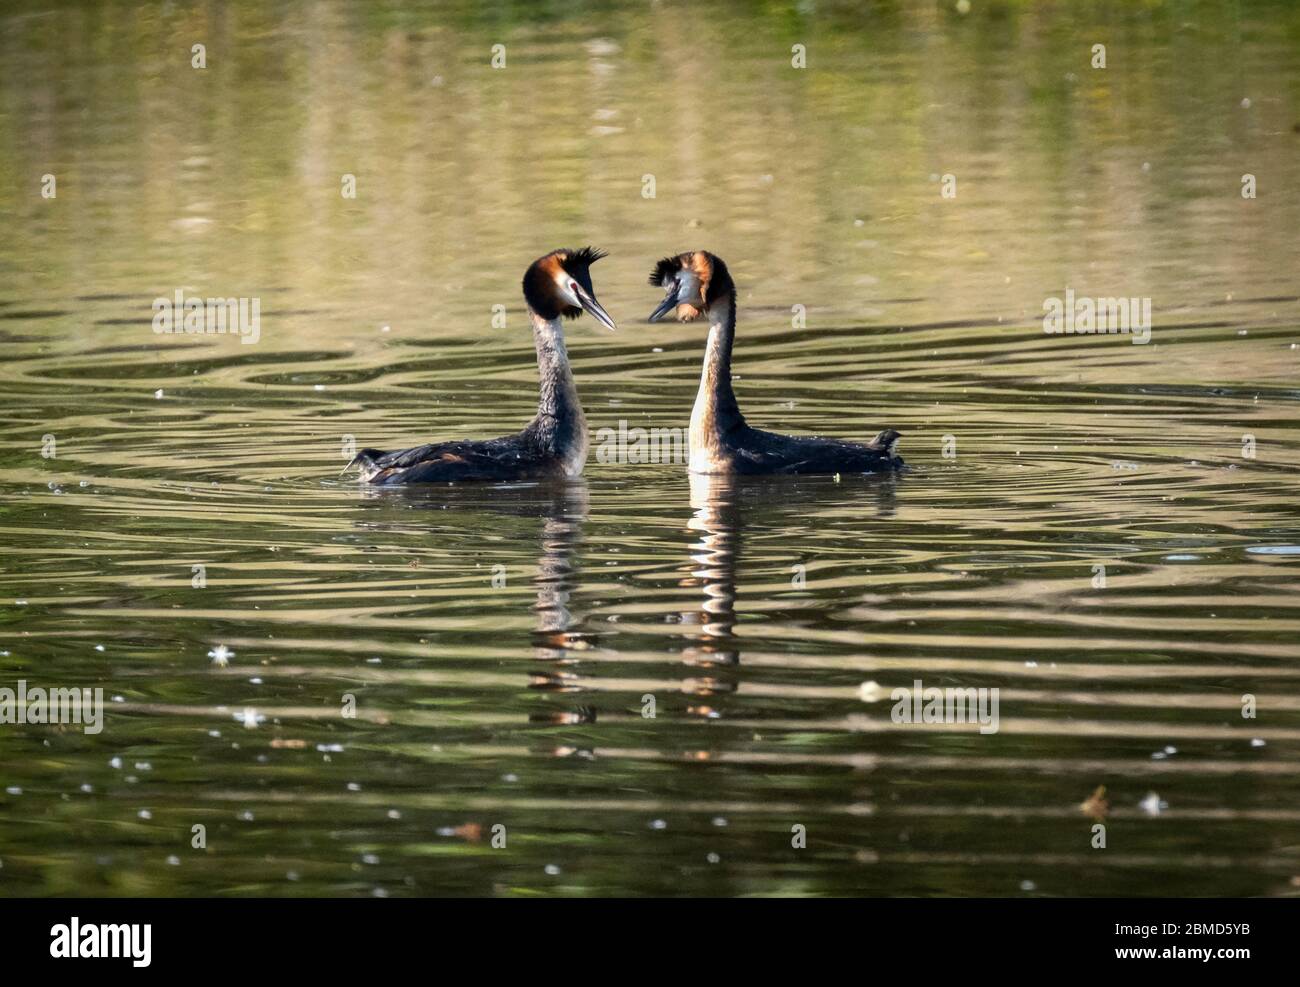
top-left (349, 248), bottom-right (902, 485)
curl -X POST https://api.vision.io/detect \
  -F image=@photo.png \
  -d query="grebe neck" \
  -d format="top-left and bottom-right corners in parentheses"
top-left (689, 293), bottom-right (744, 472)
top-left (529, 308), bottom-right (588, 475)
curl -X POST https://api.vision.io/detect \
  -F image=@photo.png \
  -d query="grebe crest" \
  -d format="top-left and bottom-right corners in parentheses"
top-left (523, 246), bottom-right (616, 329)
top-left (647, 250), bottom-right (735, 323)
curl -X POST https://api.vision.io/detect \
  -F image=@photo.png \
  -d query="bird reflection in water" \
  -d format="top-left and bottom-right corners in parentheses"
top-left (355, 481), bottom-right (597, 732)
top-left (678, 472), bottom-right (900, 719)
top-left (525, 481), bottom-right (599, 731)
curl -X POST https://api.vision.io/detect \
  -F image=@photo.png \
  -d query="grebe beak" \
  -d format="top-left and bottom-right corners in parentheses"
top-left (574, 283), bottom-right (617, 331)
top-left (647, 292), bottom-right (678, 324)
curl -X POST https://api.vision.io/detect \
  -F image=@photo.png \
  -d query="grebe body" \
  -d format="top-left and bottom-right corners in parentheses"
top-left (352, 247), bottom-right (614, 485)
top-left (648, 251), bottom-right (902, 476)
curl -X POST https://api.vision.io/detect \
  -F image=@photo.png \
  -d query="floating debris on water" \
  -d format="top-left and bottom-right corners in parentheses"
top-left (1080, 785), bottom-right (1109, 820)
top-left (1139, 792), bottom-right (1168, 816)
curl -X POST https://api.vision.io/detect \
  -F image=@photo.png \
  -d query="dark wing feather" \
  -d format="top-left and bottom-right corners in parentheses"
top-left (733, 427), bottom-right (901, 475)
top-left (356, 432), bottom-right (553, 484)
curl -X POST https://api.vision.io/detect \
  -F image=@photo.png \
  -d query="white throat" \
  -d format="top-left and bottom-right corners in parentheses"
top-left (688, 305), bottom-right (734, 474)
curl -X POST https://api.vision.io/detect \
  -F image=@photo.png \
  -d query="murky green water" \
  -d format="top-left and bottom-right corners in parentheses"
top-left (1, 0), bottom-right (1299, 896)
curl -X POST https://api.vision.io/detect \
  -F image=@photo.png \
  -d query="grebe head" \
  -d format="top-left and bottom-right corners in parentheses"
top-left (646, 250), bottom-right (734, 323)
top-left (522, 246), bottom-right (617, 331)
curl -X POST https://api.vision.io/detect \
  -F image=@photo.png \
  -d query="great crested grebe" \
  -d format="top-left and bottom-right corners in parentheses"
top-left (648, 250), bottom-right (903, 476)
top-left (349, 247), bottom-right (616, 484)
